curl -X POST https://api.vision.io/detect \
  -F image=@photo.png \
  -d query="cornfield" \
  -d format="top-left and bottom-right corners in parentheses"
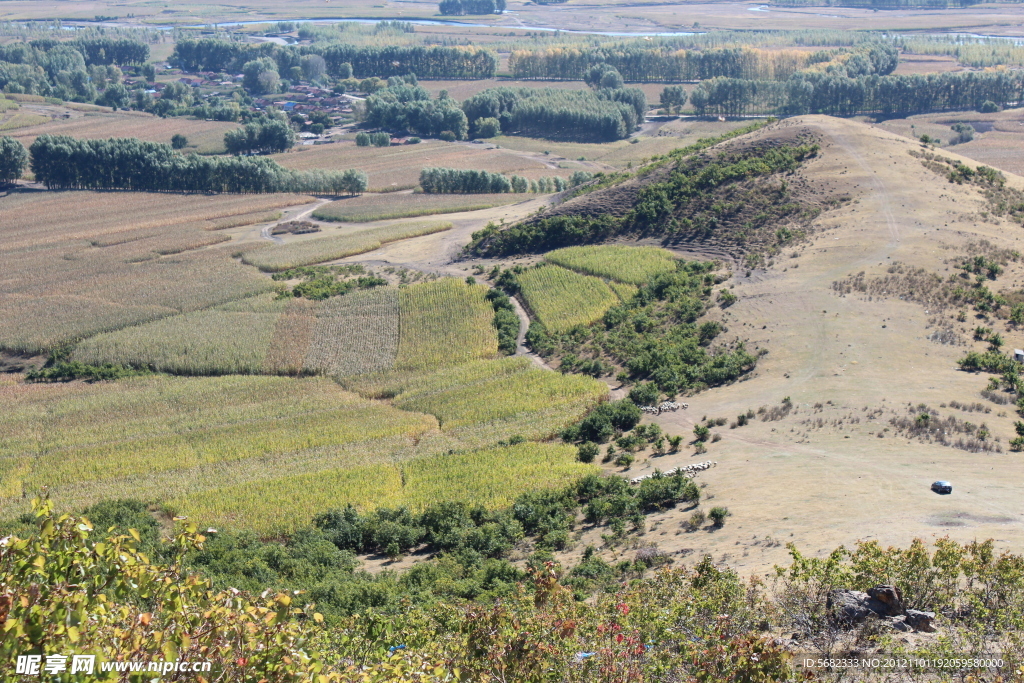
top-left (74, 279), bottom-right (497, 378)
top-left (0, 375), bottom-right (438, 520)
top-left (312, 193), bottom-right (521, 223)
top-left (609, 281), bottom-right (639, 302)
top-left (241, 221), bottom-right (453, 272)
top-left (167, 442), bottom-right (594, 533)
top-left (544, 245), bottom-right (677, 285)
top-left (393, 357), bottom-right (606, 431)
top-left (517, 264), bottom-right (620, 333)
top-left (396, 278), bottom-right (498, 370)
top-left (0, 191), bottom-right (305, 353)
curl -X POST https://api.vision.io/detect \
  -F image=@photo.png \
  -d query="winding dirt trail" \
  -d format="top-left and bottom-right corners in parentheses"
top-left (260, 197), bottom-right (333, 243)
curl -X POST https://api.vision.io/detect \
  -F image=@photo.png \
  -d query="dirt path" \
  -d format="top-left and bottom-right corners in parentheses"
top-left (509, 295), bottom-right (553, 370)
top-left (260, 197), bottom-right (333, 244)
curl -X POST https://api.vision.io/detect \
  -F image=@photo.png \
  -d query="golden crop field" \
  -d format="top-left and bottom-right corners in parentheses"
top-left (272, 139), bottom-right (556, 191)
top-left (0, 96), bottom-right (18, 113)
top-left (168, 442), bottom-right (594, 533)
top-left (393, 357), bottom-right (606, 431)
top-left (0, 375), bottom-right (439, 520)
top-left (0, 112), bottom-right (50, 132)
top-left (0, 191), bottom-right (306, 353)
top-left (73, 294), bottom-right (289, 375)
top-left (303, 288), bottom-right (400, 377)
top-left (517, 264), bottom-right (620, 333)
top-left (241, 221), bottom-right (453, 271)
top-left (609, 281), bottom-right (639, 302)
top-left (396, 278), bottom-right (498, 370)
top-left (73, 279), bottom-right (497, 378)
top-left (545, 245), bottom-right (677, 285)
top-left (8, 111), bottom-right (240, 154)
top-left (312, 192), bottom-right (524, 222)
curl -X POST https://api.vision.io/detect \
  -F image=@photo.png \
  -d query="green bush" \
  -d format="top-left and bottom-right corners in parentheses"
top-left (693, 424), bottom-right (710, 442)
top-left (627, 381), bottom-right (659, 406)
top-left (709, 506), bottom-right (730, 526)
top-left (577, 442), bottom-right (599, 463)
top-left (171, 133), bottom-right (188, 149)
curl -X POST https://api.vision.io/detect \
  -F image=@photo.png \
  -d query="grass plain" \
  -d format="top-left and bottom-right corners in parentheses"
top-left (241, 221), bottom-right (453, 271)
top-left (312, 192), bottom-right (524, 223)
top-left (545, 245), bottom-right (677, 285)
top-left (517, 264), bottom-right (620, 333)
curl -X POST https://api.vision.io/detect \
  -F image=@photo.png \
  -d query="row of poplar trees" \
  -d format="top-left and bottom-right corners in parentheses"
top-left (28, 135), bottom-right (366, 195)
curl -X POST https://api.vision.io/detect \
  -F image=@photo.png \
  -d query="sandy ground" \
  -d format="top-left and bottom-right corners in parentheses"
top-left (338, 116), bottom-right (1024, 578)
top-left (583, 116), bottom-right (1024, 577)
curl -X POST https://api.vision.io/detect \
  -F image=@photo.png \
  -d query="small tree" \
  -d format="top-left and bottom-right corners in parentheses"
top-left (0, 136), bottom-right (28, 184)
top-left (171, 133), bottom-right (188, 149)
top-left (577, 441), bottom-right (599, 463)
top-left (475, 117), bottom-right (501, 138)
top-left (709, 506), bottom-right (730, 526)
top-left (693, 424), bottom-right (710, 442)
top-left (614, 451), bottom-right (635, 468)
top-left (668, 435), bottom-right (683, 452)
top-left (628, 381), bottom-right (659, 407)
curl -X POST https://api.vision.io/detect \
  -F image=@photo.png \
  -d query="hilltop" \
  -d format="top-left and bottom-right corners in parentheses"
top-left (523, 115), bottom-right (1024, 575)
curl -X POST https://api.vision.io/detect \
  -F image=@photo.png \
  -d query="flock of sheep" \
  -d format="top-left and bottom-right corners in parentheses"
top-left (630, 461), bottom-right (716, 485)
top-left (640, 401), bottom-right (687, 415)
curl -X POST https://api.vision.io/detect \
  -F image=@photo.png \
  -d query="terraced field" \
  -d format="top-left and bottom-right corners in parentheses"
top-left (517, 264), bottom-right (620, 333)
top-left (73, 279), bottom-right (495, 378)
top-left (168, 442), bottom-right (594, 533)
top-left (545, 245), bottom-right (677, 285)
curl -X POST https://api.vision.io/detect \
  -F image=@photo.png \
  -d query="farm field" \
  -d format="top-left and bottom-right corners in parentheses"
top-left (0, 375), bottom-right (438, 519)
top-left (168, 442), bottom-right (594, 533)
top-left (0, 111), bottom-right (49, 132)
top-left (241, 221), bottom-right (453, 271)
top-left (6, 110), bottom-right (240, 154)
top-left (517, 264), bottom-right (620, 333)
top-left (312, 192), bottom-right (525, 223)
top-left (73, 279), bottom-right (496, 378)
top-left (545, 245), bottom-right (677, 285)
top-left (0, 191), bottom-right (304, 353)
top-left (271, 139), bottom-right (569, 191)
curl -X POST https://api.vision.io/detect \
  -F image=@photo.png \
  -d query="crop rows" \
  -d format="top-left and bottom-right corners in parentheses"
top-left (74, 280), bottom-right (495, 378)
top-left (396, 278), bottom-right (498, 370)
top-left (517, 264), bottom-right (620, 333)
top-left (167, 442), bottom-right (593, 533)
top-left (544, 245), bottom-right (677, 285)
top-left (0, 375), bottom-right (438, 517)
top-left (393, 357), bottom-right (607, 430)
top-left (0, 191), bottom-right (304, 353)
top-left (241, 221), bottom-right (453, 272)
top-left (312, 192), bottom-right (522, 223)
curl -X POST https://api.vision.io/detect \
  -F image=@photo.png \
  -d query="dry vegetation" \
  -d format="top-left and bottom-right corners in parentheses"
top-left (545, 244), bottom-right (677, 285)
top-left (74, 279), bottom-right (496, 378)
top-left (312, 192), bottom-right (524, 223)
top-left (272, 139), bottom-right (560, 191)
top-left (0, 191), bottom-right (304, 352)
top-left (7, 111), bottom-right (240, 154)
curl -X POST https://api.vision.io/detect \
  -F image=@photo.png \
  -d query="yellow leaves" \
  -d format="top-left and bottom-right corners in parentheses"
top-left (139, 612), bottom-right (152, 626)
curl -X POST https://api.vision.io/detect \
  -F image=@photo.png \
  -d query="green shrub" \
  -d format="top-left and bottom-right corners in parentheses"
top-left (577, 441), bottom-right (599, 463)
top-left (709, 506), bottom-right (730, 526)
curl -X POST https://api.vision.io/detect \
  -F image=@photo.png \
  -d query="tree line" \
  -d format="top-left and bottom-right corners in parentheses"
top-left (28, 135), bottom-right (366, 195)
top-left (460, 87), bottom-right (647, 142)
top-left (224, 119), bottom-right (295, 155)
top-left (420, 167), bottom-right (575, 194)
top-left (507, 43), bottom-right (898, 82)
top-left (171, 38), bottom-right (498, 80)
top-left (0, 38), bottom-right (149, 104)
top-left (685, 69), bottom-right (1024, 117)
top-left (363, 81), bottom-right (469, 139)
top-left (438, 0), bottom-right (506, 14)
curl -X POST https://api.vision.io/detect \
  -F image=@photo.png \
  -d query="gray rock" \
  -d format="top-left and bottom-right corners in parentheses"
top-left (829, 589), bottom-right (875, 624)
top-left (905, 609), bottom-right (936, 632)
top-left (867, 585), bottom-right (904, 616)
top-left (889, 616), bottom-right (913, 633)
